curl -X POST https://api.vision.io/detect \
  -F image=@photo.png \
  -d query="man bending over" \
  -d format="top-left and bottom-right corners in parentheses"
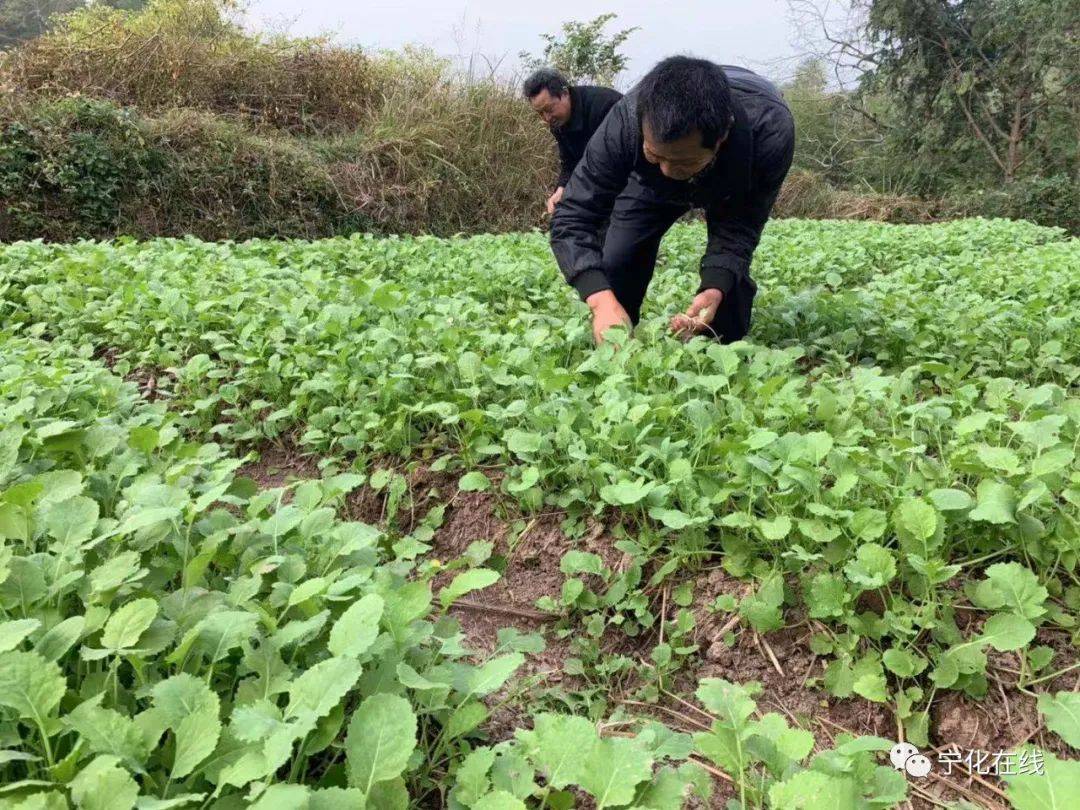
top-left (550, 56), bottom-right (794, 344)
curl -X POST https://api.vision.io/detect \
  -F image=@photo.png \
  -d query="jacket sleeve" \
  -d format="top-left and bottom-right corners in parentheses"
top-left (555, 136), bottom-right (575, 188)
top-left (699, 110), bottom-right (795, 294)
top-left (550, 101), bottom-right (637, 300)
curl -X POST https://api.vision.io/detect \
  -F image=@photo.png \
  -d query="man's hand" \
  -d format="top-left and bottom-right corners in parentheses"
top-left (586, 289), bottom-right (631, 345)
top-left (670, 288), bottom-right (723, 340)
top-left (546, 186), bottom-right (565, 215)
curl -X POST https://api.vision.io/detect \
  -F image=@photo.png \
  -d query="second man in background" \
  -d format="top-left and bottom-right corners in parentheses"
top-left (524, 69), bottom-right (622, 215)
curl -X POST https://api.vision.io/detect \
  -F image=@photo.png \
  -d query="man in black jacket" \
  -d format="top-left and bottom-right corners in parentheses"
top-left (550, 57), bottom-right (795, 344)
top-left (523, 68), bottom-right (622, 215)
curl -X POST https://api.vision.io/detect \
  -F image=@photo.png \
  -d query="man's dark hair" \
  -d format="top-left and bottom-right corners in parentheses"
top-left (637, 56), bottom-right (733, 148)
top-left (522, 68), bottom-right (570, 100)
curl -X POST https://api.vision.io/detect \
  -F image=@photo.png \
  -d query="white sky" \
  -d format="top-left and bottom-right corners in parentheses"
top-left (239, 0), bottom-right (811, 89)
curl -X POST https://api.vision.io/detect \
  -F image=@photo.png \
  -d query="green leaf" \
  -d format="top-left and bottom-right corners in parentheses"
top-left (473, 792), bottom-right (527, 810)
top-left (1032, 447), bottom-right (1074, 477)
top-left (308, 787), bottom-right (367, 810)
top-left (882, 648), bottom-right (925, 678)
top-left (638, 721), bottom-right (694, 761)
top-left (649, 507), bottom-right (696, 530)
top-left (635, 762), bottom-right (707, 810)
top-left (345, 693), bottom-right (417, 795)
top-left (768, 770), bottom-right (860, 808)
top-left (979, 613), bottom-right (1036, 652)
top-left (45, 495), bottom-right (99, 549)
top-left (1037, 692), bottom-right (1080, 749)
top-left (249, 785), bottom-right (309, 809)
top-left (757, 515), bottom-right (792, 541)
top-left (975, 445), bottom-right (1021, 473)
top-left (0, 619), bottom-right (40, 652)
top-left (453, 746), bottom-right (497, 805)
top-left (89, 552), bottom-right (143, 596)
top-left (151, 674), bottom-right (221, 779)
top-left (456, 351), bottom-right (482, 380)
top-left (70, 755), bottom-right (138, 810)
top-left (843, 543), bottom-right (896, 590)
top-left (459, 472), bottom-right (491, 492)
top-left (853, 662), bottom-right (889, 702)
top-left (381, 580), bottom-right (432, 642)
top-left (739, 573), bottom-right (784, 632)
top-left (560, 550), bottom-right (604, 576)
top-left (505, 430), bottom-right (542, 456)
top-left (286, 656), bottom-right (362, 721)
top-left (797, 518), bottom-right (840, 544)
top-left (445, 700), bottom-right (489, 740)
top-left (364, 780), bottom-right (408, 810)
top-left (172, 704), bottom-right (223, 779)
top-left (135, 794), bottom-right (206, 809)
top-left (287, 577), bottom-right (327, 607)
top-left (984, 562), bottom-right (1048, 620)
top-left (101, 599), bottom-right (158, 651)
top-left (969, 480), bottom-right (1016, 524)
top-left (149, 673), bottom-right (212, 728)
top-left (892, 498), bottom-right (939, 554)
top-left (455, 653), bottom-right (525, 697)
top-left (748, 713), bottom-right (814, 777)
top-left (693, 725), bottom-right (744, 775)
top-left (0, 650), bottom-right (67, 720)
top-left (599, 478), bottom-right (654, 506)
top-left (440, 568), bottom-right (500, 609)
top-left (577, 737), bottom-right (653, 809)
top-left (849, 508), bottom-right (887, 541)
top-left (1028, 645), bottom-right (1055, 672)
top-left (178, 610), bottom-right (259, 663)
top-left (507, 466), bottom-right (540, 494)
top-left (696, 678), bottom-right (757, 728)
top-left (519, 714), bottom-right (596, 789)
top-left (35, 616), bottom-right (85, 662)
top-left (1003, 749), bottom-right (1080, 809)
top-left (804, 572), bottom-right (848, 619)
top-left (328, 593), bottom-right (383, 658)
top-left (928, 488), bottom-right (974, 511)
top-left (65, 696), bottom-right (149, 766)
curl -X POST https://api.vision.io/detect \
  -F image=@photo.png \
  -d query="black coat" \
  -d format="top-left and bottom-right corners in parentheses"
top-left (552, 85), bottom-right (623, 188)
top-left (551, 66), bottom-right (795, 302)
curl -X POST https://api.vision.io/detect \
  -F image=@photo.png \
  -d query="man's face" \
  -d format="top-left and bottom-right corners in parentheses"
top-left (529, 89), bottom-right (572, 128)
top-left (642, 122), bottom-right (723, 180)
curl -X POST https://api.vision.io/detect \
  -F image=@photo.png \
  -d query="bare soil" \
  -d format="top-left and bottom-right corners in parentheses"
top-left (95, 346), bottom-right (172, 402)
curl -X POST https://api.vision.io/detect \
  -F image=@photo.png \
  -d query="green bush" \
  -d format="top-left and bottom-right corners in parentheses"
top-left (139, 109), bottom-right (364, 240)
top-left (960, 174), bottom-right (1080, 233)
top-left (0, 97), bottom-right (164, 240)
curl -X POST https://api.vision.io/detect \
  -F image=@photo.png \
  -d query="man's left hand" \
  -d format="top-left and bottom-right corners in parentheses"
top-left (670, 288), bottom-right (723, 340)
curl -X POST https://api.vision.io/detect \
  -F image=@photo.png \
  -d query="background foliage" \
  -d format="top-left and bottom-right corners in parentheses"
top-left (0, 0), bottom-right (974, 243)
top-left (518, 13), bottom-right (639, 87)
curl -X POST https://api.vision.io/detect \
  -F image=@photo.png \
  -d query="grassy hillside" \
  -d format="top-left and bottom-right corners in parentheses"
top-left (0, 0), bottom-right (935, 243)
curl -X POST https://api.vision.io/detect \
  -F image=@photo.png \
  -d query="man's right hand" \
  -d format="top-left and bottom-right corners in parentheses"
top-left (546, 186), bottom-right (565, 215)
top-left (585, 289), bottom-right (631, 345)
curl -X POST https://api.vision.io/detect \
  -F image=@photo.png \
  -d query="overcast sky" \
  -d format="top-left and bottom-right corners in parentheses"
top-left (240, 1), bottom-right (812, 88)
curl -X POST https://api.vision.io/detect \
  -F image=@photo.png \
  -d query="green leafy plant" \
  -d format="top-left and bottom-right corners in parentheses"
top-left (1, 216), bottom-right (1077, 808)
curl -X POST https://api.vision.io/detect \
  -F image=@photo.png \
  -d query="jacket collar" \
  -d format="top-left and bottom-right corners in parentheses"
top-left (692, 96), bottom-right (753, 195)
top-left (558, 86), bottom-right (586, 134)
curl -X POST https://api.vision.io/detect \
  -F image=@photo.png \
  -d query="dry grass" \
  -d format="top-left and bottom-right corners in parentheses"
top-left (775, 169), bottom-right (938, 223)
top-left (1, 0), bottom-right (374, 135)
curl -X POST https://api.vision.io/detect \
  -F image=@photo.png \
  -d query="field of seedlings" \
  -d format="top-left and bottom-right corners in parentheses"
top-left (0, 218), bottom-right (1077, 809)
